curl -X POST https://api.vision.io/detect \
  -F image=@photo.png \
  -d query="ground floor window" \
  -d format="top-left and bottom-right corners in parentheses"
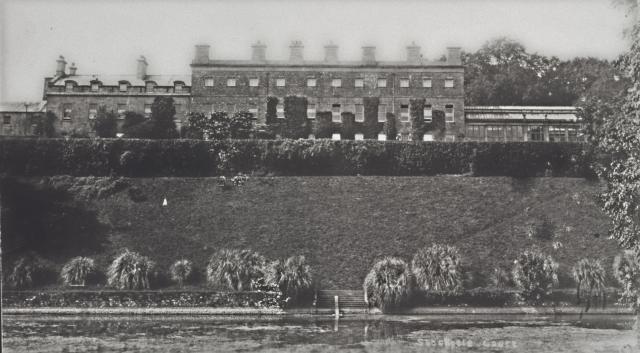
top-left (528, 126), bottom-right (544, 142)
top-left (466, 125), bottom-right (483, 141)
top-left (378, 133), bottom-right (386, 141)
top-left (331, 133), bottom-right (341, 140)
top-left (486, 126), bottom-right (504, 142)
top-left (423, 134), bottom-right (433, 141)
top-left (549, 126), bottom-right (567, 142)
top-left (355, 133), bottom-right (364, 140)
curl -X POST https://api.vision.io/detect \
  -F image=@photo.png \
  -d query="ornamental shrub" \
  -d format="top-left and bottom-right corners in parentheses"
top-left (363, 257), bottom-right (412, 312)
top-left (206, 249), bottom-right (266, 291)
top-left (266, 255), bottom-right (313, 302)
top-left (60, 256), bottom-right (96, 286)
top-left (612, 250), bottom-right (640, 308)
top-left (170, 259), bottom-right (193, 287)
top-left (512, 249), bottom-right (559, 304)
top-left (107, 249), bottom-right (155, 290)
top-left (8, 257), bottom-right (42, 289)
top-left (572, 258), bottom-right (606, 311)
top-left (411, 244), bottom-right (464, 293)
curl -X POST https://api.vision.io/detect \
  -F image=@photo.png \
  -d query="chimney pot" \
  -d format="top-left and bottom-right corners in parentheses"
top-left (447, 47), bottom-right (462, 65)
top-left (194, 44), bottom-right (211, 64)
top-left (362, 46), bottom-right (376, 64)
top-left (406, 42), bottom-right (421, 63)
top-left (137, 55), bottom-right (148, 80)
top-left (56, 55), bottom-right (67, 77)
top-left (289, 40), bottom-right (304, 63)
top-left (324, 43), bottom-right (338, 63)
top-left (251, 41), bottom-right (267, 61)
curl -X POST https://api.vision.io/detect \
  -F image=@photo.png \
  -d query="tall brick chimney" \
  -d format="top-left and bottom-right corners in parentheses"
top-left (137, 56), bottom-right (148, 80)
top-left (194, 44), bottom-right (210, 64)
top-left (68, 62), bottom-right (77, 76)
top-left (289, 41), bottom-right (304, 63)
top-left (324, 43), bottom-right (338, 63)
top-left (56, 55), bottom-right (67, 77)
top-left (406, 42), bottom-right (421, 63)
top-left (251, 41), bottom-right (267, 61)
top-left (447, 47), bottom-right (462, 65)
top-left (362, 46), bottom-right (376, 64)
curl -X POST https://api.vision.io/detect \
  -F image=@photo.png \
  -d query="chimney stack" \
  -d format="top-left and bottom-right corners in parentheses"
top-left (69, 62), bottom-right (77, 76)
top-left (289, 40), bottom-right (304, 63)
top-left (362, 46), bottom-right (376, 64)
top-left (251, 41), bottom-right (267, 61)
top-left (56, 55), bottom-right (67, 77)
top-left (137, 56), bottom-right (148, 80)
top-left (406, 42), bottom-right (421, 63)
top-left (324, 43), bottom-right (338, 63)
top-left (447, 47), bottom-right (462, 65)
top-left (194, 44), bottom-right (210, 64)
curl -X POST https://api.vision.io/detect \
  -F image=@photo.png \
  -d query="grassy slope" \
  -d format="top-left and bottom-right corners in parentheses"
top-left (67, 176), bottom-right (618, 289)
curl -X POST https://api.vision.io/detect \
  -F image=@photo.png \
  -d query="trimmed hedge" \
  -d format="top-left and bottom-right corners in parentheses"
top-left (2, 290), bottom-right (282, 308)
top-left (0, 138), bottom-right (594, 177)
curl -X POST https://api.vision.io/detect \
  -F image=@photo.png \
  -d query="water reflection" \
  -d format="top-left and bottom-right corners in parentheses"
top-left (2, 314), bottom-right (638, 353)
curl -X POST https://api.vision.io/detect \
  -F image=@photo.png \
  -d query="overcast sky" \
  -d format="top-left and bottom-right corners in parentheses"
top-left (0, 0), bottom-right (632, 102)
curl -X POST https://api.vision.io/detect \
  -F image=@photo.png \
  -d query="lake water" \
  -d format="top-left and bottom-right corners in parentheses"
top-left (2, 314), bottom-right (639, 352)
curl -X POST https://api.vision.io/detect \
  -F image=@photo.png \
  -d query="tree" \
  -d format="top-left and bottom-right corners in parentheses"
top-left (93, 106), bottom-right (118, 138)
top-left (229, 111), bottom-right (255, 138)
top-left (33, 111), bottom-right (57, 137)
top-left (187, 111), bottom-right (254, 139)
top-left (122, 111), bottom-right (152, 138)
top-left (383, 114), bottom-right (397, 140)
top-left (149, 97), bottom-right (178, 139)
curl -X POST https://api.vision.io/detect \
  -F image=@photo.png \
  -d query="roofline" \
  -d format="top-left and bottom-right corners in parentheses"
top-left (191, 60), bottom-right (463, 69)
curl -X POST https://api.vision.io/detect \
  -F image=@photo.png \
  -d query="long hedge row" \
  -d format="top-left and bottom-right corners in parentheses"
top-left (0, 138), bottom-right (595, 177)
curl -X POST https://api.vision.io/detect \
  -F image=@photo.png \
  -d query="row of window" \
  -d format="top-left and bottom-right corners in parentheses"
top-left (65, 81), bottom-right (186, 93)
top-left (270, 103), bottom-right (455, 123)
top-left (298, 133), bottom-right (445, 141)
top-left (204, 77), bottom-right (455, 89)
top-left (62, 103), bottom-right (181, 120)
top-left (465, 125), bottom-right (581, 142)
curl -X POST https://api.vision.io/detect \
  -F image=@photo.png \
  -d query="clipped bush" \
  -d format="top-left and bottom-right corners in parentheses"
top-left (572, 258), bottom-right (606, 311)
top-left (60, 256), bottom-right (96, 286)
top-left (8, 257), bottom-right (41, 289)
top-left (612, 250), bottom-right (640, 307)
top-left (512, 249), bottom-right (559, 304)
top-left (107, 249), bottom-right (155, 290)
top-left (170, 259), bottom-right (193, 286)
top-left (267, 255), bottom-right (312, 302)
top-left (206, 249), bottom-right (265, 291)
top-left (411, 244), bottom-right (463, 293)
top-left (363, 257), bottom-right (412, 312)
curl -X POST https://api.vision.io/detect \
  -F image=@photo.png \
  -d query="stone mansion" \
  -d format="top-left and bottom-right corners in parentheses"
top-left (0, 42), bottom-right (582, 142)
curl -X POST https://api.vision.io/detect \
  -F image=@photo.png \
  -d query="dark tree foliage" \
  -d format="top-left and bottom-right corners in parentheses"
top-left (410, 98), bottom-right (426, 141)
top-left (93, 106), bottom-right (118, 138)
top-left (187, 111), bottom-right (255, 139)
top-left (362, 97), bottom-right (382, 139)
top-left (314, 112), bottom-right (333, 138)
top-left (33, 111), bottom-right (57, 137)
top-left (122, 111), bottom-right (153, 138)
top-left (284, 96), bottom-right (310, 138)
top-left (0, 178), bottom-right (108, 263)
top-left (383, 113), bottom-right (398, 140)
top-left (229, 111), bottom-right (255, 139)
top-left (463, 37), bottom-right (624, 106)
top-left (424, 110), bottom-right (447, 141)
top-left (150, 97), bottom-right (179, 139)
top-left (341, 112), bottom-right (356, 140)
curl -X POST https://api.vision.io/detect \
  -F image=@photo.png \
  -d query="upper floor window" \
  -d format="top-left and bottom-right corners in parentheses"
top-left (276, 103), bottom-right (285, 118)
top-left (307, 78), bottom-right (317, 87)
top-left (63, 104), bottom-right (72, 119)
top-left (422, 78), bottom-right (432, 88)
top-left (445, 104), bottom-right (455, 122)
top-left (378, 104), bottom-right (387, 122)
top-left (65, 82), bottom-right (74, 92)
top-left (354, 78), bottom-right (364, 88)
top-left (444, 78), bottom-right (455, 88)
top-left (332, 104), bottom-right (341, 122)
top-left (377, 78), bottom-right (387, 88)
top-left (204, 78), bottom-right (214, 87)
top-left (424, 104), bottom-right (433, 121)
top-left (355, 104), bottom-right (364, 122)
top-left (307, 104), bottom-right (316, 119)
top-left (400, 104), bottom-right (410, 122)
top-left (226, 78), bottom-right (237, 87)
top-left (174, 82), bottom-right (184, 93)
top-left (399, 79), bottom-right (410, 88)
top-left (89, 104), bottom-right (98, 119)
top-left (146, 82), bottom-right (155, 92)
top-left (119, 82), bottom-right (128, 92)
top-left (91, 82), bottom-right (100, 92)
top-left (3, 115), bottom-right (11, 124)
top-left (276, 78), bottom-right (286, 87)
top-left (331, 78), bottom-right (342, 87)
top-left (249, 78), bottom-right (259, 87)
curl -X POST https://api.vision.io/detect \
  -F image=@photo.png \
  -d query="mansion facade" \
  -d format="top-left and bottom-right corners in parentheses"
top-left (0, 42), bottom-right (582, 142)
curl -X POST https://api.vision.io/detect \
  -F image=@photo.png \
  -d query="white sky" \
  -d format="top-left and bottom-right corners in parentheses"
top-left (0, 0), bottom-right (632, 102)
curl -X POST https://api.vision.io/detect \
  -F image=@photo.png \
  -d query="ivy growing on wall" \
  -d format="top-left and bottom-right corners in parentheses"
top-left (424, 110), bottom-right (447, 141)
top-left (266, 97), bottom-right (278, 125)
top-left (284, 96), bottom-right (310, 139)
top-left (341, 112), bottom-right (356, 140)
top-left (410, 99), bottom-right (427, 141)
top-left (314, 112), bottom-right (333, 138)
top-left (363, 97), bottom-right (382, 139)
top-left (383, 113), bottom-right (398, 140)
